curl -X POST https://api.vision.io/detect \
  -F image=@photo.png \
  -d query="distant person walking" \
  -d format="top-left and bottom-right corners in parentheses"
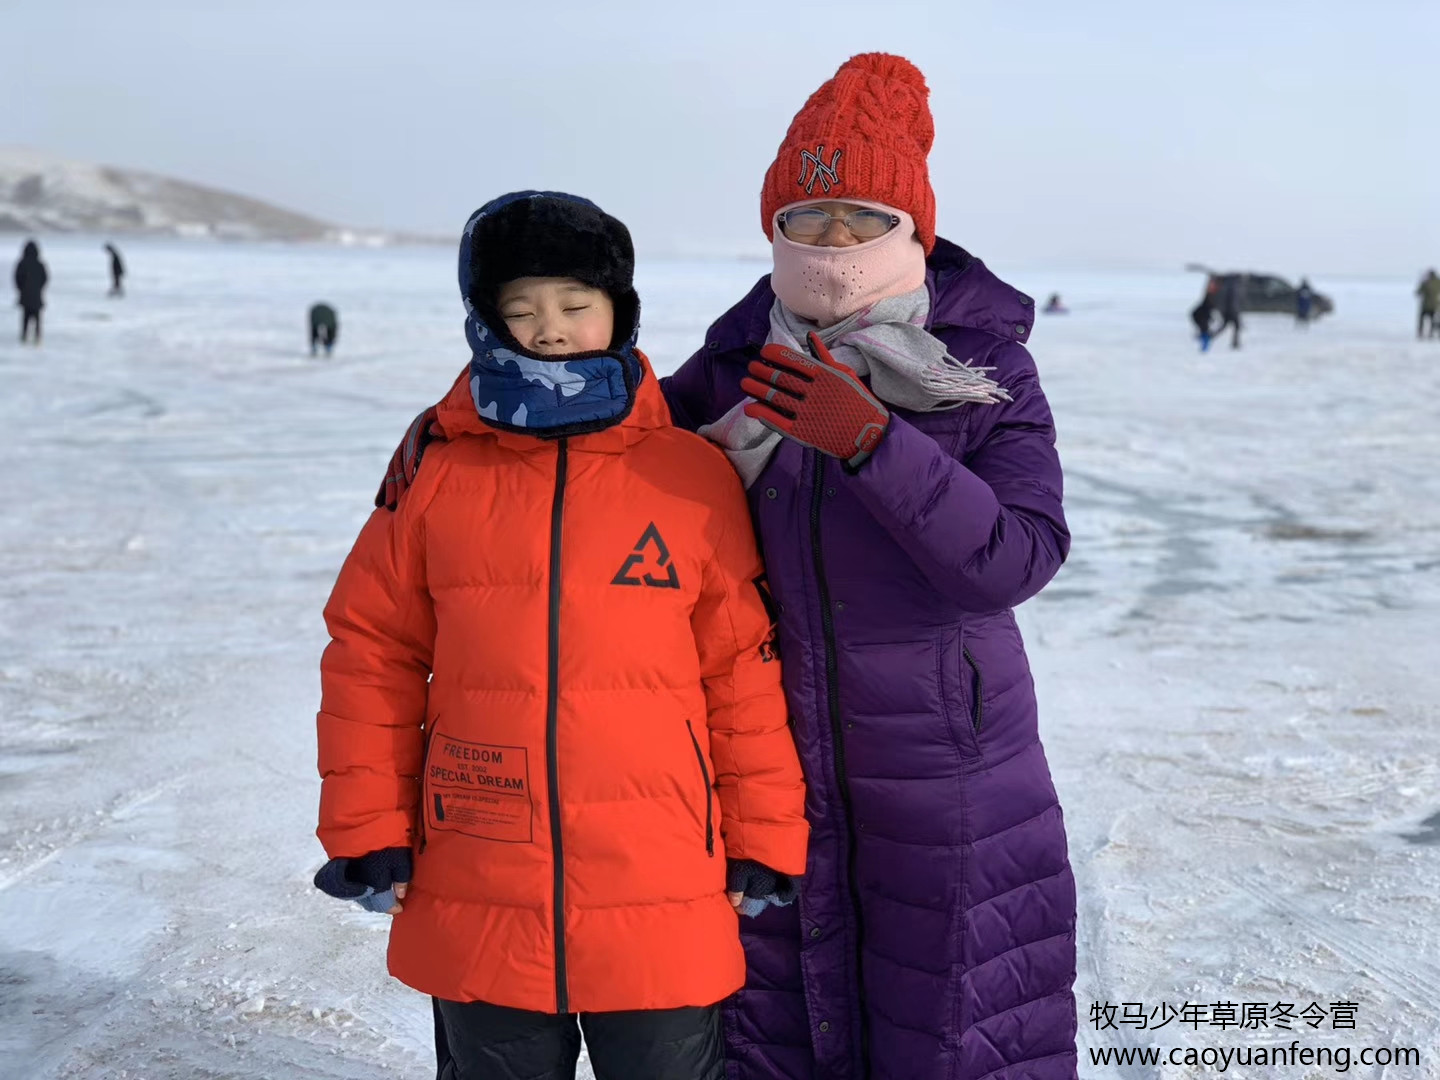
top-left (309, 302), bottom-right (338, 356)
top-left (105, 243), bottom-right (125, 297)
top-left (1191, 275), bottom-right (1219, 350)
top-left (14, 240), bottom-right (48, 345)
top-left (1418, 270), bottom-right (1440, 340)
top-left (1295, 277), bottom-right (1314, 328)
top-left (1216, 273), bottom-right (1244, 349)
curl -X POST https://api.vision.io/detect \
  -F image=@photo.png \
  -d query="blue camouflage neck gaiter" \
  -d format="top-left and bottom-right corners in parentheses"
top-left (464, 317), bottom-right (641, 437)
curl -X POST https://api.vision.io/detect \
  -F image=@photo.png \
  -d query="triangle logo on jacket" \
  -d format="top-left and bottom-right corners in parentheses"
top-left (611, 523), bottom-right (680, 590)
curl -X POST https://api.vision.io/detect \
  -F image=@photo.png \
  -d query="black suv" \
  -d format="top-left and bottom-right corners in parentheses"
top-left (1191, 269), bottom-right (1334, 317)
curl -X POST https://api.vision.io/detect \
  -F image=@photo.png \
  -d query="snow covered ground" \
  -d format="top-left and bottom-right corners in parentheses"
top-left (1, 236), bottom-right (1436, 1079)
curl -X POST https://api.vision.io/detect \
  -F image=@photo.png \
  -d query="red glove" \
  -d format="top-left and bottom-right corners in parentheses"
top-left (740, 332), bottom-right (889, 470)
top-left (375, 405), bottom-right (444, 511)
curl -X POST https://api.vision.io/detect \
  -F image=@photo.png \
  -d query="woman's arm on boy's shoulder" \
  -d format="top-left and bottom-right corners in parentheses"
top-left (376, 367), bottom-right (467, 512)
top-left (690, 473), bottom-right (808, 877)
top-left (660, 344), bottom-right (718, 433)
top-left (847, 340), bottom-right (1070, 613)
top-left (316, 498), bottom-right (437, 858)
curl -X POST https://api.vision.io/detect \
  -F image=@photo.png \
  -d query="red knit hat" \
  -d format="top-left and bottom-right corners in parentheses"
top-left (761, 53), bottom-right (937, 255)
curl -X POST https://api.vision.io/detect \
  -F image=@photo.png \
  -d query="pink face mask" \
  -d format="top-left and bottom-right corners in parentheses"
top-left (771, 202), bottom-right (928, 326)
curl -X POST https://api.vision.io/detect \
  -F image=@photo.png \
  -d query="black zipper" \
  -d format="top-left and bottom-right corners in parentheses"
top-left (546, 438), bottom-right (570, 1014)
top-left (962, 647), bottom-right (984, 733)
top-left (685, 719), bottom-right (716, 856)
top-left (418, 718), bottom-right (438, 853)
top-left (810, 453), bottom-right (871, 1071)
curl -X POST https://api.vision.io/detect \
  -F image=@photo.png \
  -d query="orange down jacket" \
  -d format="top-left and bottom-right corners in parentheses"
top-left (316, 356), bottom-right (809, 1013)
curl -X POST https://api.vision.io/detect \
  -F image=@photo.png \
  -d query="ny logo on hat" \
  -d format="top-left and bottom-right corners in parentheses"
top-left (797, 146), bottom-right (843, 195)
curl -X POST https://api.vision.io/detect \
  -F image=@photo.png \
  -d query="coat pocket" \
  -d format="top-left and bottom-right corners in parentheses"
top-left (939, 627), bottom-right (982, 758)
top-left (418, 714), bottom-right (440, 852)
top-left (962, 647), bottom-right (984, 735)
top-left (684, 719), bottom-right (717, 857)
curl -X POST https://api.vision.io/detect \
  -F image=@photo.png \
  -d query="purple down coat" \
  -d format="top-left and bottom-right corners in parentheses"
top-left (661, 239), bottom-right (1078, 1080)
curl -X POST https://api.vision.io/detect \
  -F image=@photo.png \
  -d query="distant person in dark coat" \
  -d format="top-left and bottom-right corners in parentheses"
top-left (14, 240), bottom-right (48, 344)
top-left (1418, 270), bottom-right (1440, 339)
top-left (1191, 275), bottom-right (1219, 351)
top-left (1043, 292), bottom-right (1068, 314)
top-left (1216, 273), bottom-right (1244, 349)
top-left (309, 302), bottom-right (339, 356)
top-left (105, 244), bottom-right (125, 297)
top-left (1295, 277), bottom-right (1314, 327)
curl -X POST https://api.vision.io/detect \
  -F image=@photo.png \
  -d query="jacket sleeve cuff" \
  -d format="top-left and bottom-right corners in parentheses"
top-left (724, 820), bottom-right (810, 877)
top-left (316, 811), bottom-right (414, 860)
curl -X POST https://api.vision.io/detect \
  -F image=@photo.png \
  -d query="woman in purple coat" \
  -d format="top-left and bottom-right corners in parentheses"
top-left (662, 54), bottom-right (1078, 1080)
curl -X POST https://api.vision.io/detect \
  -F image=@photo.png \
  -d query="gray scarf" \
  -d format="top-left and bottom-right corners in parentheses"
top-left (698, 287), bottom-right (1011, 487)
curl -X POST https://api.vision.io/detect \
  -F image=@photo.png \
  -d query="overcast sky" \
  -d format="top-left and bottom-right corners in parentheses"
top-left (4, 0), bottom-right (1436, 274)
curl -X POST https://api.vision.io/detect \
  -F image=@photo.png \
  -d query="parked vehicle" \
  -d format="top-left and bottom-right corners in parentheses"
top-left (1186, 266), bottom-right (1334, 318)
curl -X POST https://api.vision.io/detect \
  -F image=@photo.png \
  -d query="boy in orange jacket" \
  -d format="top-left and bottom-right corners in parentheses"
top-left (313, 192), bottom-right (808, 1080)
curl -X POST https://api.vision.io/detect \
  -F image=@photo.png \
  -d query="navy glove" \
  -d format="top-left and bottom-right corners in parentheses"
top-left (726, 858), bottom-right (798, 918)
top-left (314, 846), bottom-right (412, 914)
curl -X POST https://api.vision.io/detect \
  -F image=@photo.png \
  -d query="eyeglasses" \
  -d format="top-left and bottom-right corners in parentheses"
top-left (777, 207), bottom-right (900, 241)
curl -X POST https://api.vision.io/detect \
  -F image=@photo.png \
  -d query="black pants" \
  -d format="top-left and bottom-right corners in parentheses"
top-left (20, 309), bottom-right (40, 343)
top-left (310, 324), bottom-right (336, 355)
top-left (434, 997), bottom-right (723, 1080)
top-left (1421, 308), bottom-right (1436, 339)
top-left (1217, 311), bottom-right (1242, 348)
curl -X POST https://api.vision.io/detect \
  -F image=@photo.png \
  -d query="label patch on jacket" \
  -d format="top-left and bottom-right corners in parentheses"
top-left (610, 522), bottom-right (680, 589)
top-left (425, 735), bottom-right (533, 843)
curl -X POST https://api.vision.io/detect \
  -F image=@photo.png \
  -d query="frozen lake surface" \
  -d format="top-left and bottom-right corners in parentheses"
top-left (2, 237), bottom-right (1436, 1078)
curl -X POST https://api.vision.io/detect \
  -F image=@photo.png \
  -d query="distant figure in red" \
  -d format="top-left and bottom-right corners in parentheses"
top-left (14, 240), bottom-right (48, 344)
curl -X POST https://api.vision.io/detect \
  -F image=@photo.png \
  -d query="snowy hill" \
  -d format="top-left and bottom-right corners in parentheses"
top-left (0, 148), bottom-right (392, 244)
